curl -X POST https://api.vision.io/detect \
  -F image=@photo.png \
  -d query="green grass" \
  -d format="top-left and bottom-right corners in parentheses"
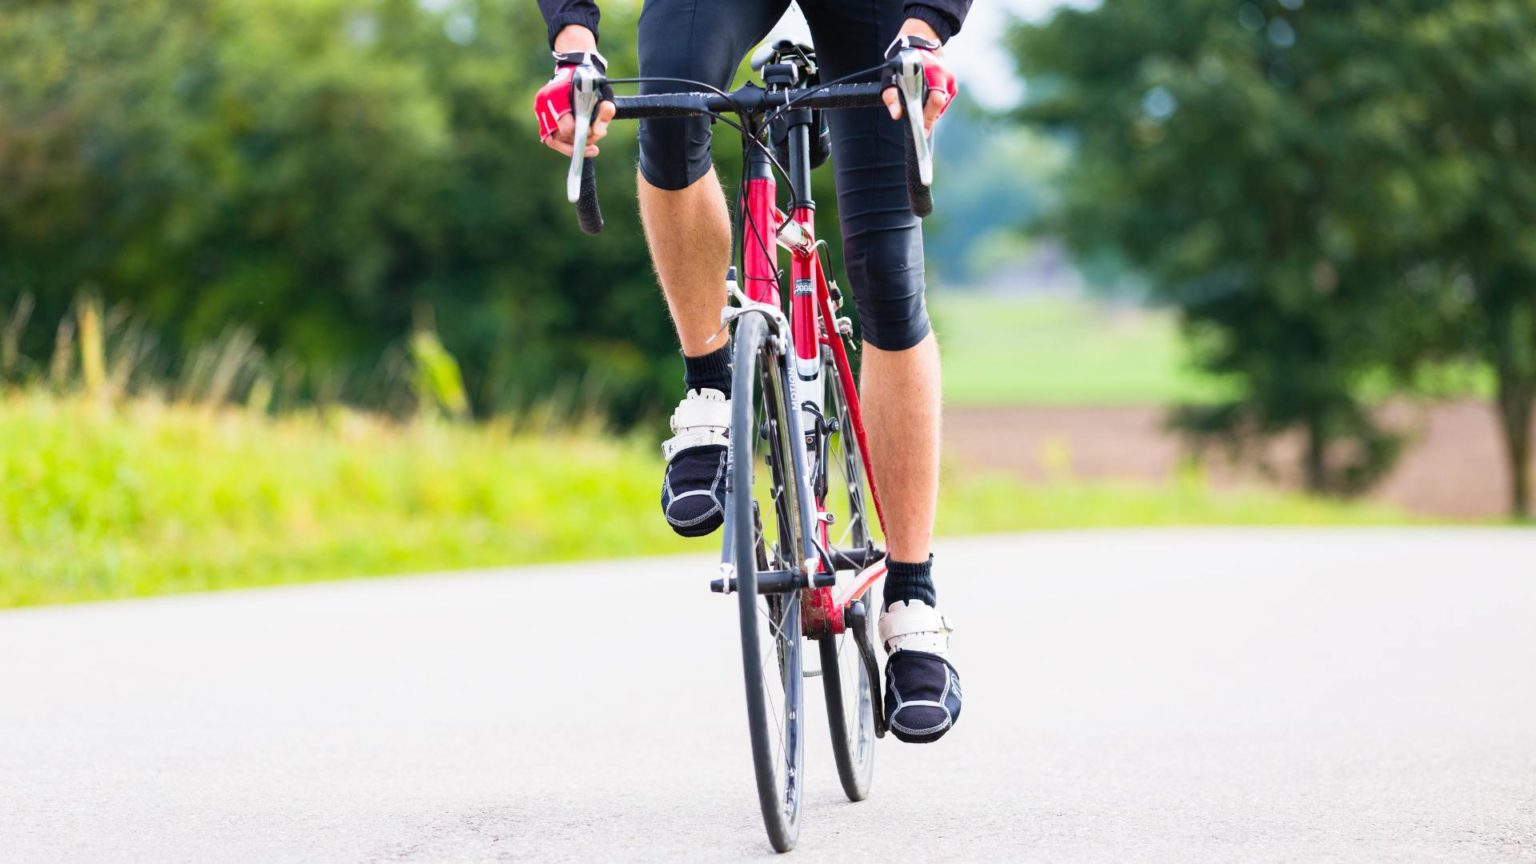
top-left (0, 391), bottom-right (1420, 608)
top-left (930, 294), bottom-right (1234, 406)
top-left (0, 393), bottom-right (693, 607)
top-left (930, 293), bottom-right (1495, 406)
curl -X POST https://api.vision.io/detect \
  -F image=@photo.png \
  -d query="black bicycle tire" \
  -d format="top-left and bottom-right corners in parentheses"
top-left (816, 355), bottom-right (878, 802)
top-left (730, 314), bottom-right (805, 853)
top-left (818, 621), bottom-right (875, 799)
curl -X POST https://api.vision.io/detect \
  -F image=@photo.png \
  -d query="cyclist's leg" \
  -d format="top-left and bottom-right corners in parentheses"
top-left (801, 0), bottom-right (939, 574)
top-left (637, 0), bottom-right (790, 356)
top-left (638, 0), bottom-right (790, 536)
top-left (804, 0), bottom-right (960, 745)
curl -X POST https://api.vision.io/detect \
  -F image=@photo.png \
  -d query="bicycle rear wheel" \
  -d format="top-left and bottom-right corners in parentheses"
top-left (817, 352), bottom-right (879, 802)
top-left (729, 314), bottom-right (809, 853)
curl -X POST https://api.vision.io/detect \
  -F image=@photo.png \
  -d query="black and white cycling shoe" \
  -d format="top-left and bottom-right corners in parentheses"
top-left (879, 600), bottom-right (962, 744)
top-left (660, 388), bottom-right (730, 537)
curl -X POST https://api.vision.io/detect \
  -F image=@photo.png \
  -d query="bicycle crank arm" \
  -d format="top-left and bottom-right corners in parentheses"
top-left (826, 545), bottom-right (884, 573)
top-left (845, 599), bottom-right (888, 739)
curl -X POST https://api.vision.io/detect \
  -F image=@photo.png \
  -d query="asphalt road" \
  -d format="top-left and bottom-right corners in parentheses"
top-left (2, 529), bottom-right (1534, 862)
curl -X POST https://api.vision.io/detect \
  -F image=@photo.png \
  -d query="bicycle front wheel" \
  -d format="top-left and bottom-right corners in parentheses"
top-left (729, 314), bottom-right (809, 853)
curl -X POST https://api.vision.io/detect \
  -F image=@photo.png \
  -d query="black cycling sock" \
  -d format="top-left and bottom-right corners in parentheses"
top-left (683, 345), bottom-right (732, 397)
top-left (884, 555), bottom-right (936, 609)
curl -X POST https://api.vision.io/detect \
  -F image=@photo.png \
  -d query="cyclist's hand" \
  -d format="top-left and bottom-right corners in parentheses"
top-left (881, 33), bottom-right (957, 136)
top-left (534, 49), bottom-right (617, 158)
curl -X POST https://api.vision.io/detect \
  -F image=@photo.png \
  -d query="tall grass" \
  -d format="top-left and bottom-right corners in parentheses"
top-left (0, 297), bottom-right (1418, 608)
top-left (1, 297), bottom-right (673, 606)
top-left (0, 293), bottom-right (503, 423)
top-left (0, 393), bottom-right (690, 606)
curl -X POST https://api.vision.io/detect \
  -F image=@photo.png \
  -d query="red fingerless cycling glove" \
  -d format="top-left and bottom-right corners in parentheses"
top-left (533, 50), bottom-right (613, 142)
top-left (884, 35), bottom-right (958, 120)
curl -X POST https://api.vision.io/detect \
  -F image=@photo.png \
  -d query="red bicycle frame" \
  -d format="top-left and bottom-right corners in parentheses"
top-left (741, 173), bottom-right (888, 637)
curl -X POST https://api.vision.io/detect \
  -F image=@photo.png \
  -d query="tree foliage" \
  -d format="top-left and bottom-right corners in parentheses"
top-left (0, 0), bottom-right (878, 426)
top-left (1011, 0), bottom-right (1536, 507)
top-left (1397, 2), bottom-right (1536, 516)
top-left (0, 0), bottom-right (684, 422)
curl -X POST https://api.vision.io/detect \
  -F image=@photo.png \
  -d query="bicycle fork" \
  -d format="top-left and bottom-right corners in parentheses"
top-left (712, 269), bottom-right (829, 598)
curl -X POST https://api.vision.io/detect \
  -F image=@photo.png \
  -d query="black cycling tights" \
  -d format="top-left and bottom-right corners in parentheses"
top-left (636, 0), bottom-right (931, 352)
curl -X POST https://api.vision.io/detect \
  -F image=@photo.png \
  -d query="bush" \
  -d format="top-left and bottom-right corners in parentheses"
top-left (0, 0), bottom-right (675, 422)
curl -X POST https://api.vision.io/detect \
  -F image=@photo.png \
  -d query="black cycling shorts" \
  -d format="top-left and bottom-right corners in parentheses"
top-left (636, 0), bottom-right (932, 352)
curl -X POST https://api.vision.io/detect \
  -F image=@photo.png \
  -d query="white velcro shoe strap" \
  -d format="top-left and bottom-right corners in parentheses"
top-left (879, 601), bottom-right (955, 654)
top-left (662, 427), bottom-right (728, 461)
top-left (668, 389), bottom-right (731, 435)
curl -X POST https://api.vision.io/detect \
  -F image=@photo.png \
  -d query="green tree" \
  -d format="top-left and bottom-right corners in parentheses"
top-left (0, 0), bottom-right (870, 425)
top-left (1394, 2), bottom-right (1536, 516)
top-left (1008, 0), bottom-right (1492, 495)
top-left (0, 0), bottom-right (684, 422)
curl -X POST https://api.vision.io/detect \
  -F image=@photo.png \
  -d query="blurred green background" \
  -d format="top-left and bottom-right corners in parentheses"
top-left (2, 0), bottom-right (1530, 606)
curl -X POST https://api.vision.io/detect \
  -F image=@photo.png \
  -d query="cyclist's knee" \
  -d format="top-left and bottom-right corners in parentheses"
top-left (635, 0), bottom-right (727, 191)
top-left (638, 117), bottom-right (713, 191)
top-left (845, 230), bottom-right (932, 352)
top-left (858, 296), bottom-right (932, 352)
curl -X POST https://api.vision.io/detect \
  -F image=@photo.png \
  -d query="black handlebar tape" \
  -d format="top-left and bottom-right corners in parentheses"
top-left (794, 83), bottom-right (889, 111)
top-left (577, 158), bottom-right (604, 235)
top-left (611, 93), bottom-right (714, 119)
top-left (905, 133), bottom-right (933, 218)
top-left (611, 83), bottom-right (886, 120)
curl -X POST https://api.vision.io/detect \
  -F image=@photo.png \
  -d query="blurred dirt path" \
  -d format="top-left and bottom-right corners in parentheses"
top-left (3, 529), bottom-right (1534, 862)
top-left (945, 400), bottom-right (1521, 518)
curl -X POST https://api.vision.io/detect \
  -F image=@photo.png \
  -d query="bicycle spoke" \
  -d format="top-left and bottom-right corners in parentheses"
top-left (829, 432), bottom-right (862, 550)
top-left (761, 646), bottom-right (785, 748)
top-left (758, 602), bottom-right (791, 644)
top-left (754, 596), bottom-right (793, 800)
top-left (752, 369), bottom-right (791, 792)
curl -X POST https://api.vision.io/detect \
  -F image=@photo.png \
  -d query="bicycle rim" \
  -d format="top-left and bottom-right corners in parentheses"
top-left (729, 315), bottom-right (806, 853)
top-left (817, 354), bottom-right (878, 801)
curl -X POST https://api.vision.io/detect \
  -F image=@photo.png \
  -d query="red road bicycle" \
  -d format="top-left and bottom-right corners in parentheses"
top-left (561, 41), bottom-right (936, 853)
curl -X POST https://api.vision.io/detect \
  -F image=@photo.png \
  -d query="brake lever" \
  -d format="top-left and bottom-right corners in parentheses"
top-left (566, 65), bottom-right (602, 203)
top-left (894, 49), bottom-right (933, 186)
